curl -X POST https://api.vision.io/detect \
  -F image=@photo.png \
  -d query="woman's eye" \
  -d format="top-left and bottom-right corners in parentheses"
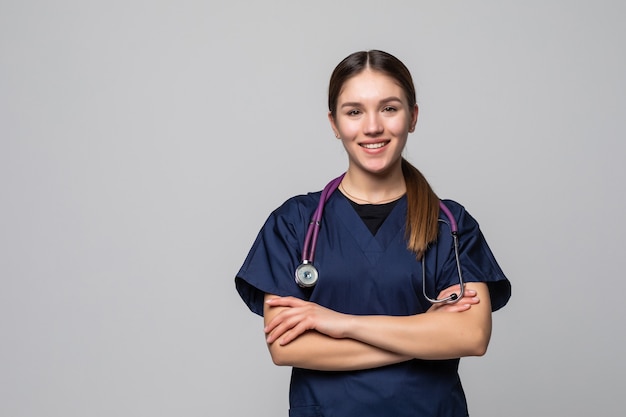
top-left (347, 109), bottom-right (361, 116)
top-left (383, 106), bottom-right (397, 112)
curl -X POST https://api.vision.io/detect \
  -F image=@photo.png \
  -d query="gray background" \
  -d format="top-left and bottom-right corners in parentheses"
top-left (1, 0), bottom-right (624, 416)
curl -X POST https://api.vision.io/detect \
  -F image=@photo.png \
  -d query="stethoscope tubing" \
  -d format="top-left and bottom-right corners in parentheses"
top-left (301, 174), bottom-right (344, 264)
top-left (421, 214), bottom-right (465, 304)
top-left (297, 173), bottom-right (464, 304)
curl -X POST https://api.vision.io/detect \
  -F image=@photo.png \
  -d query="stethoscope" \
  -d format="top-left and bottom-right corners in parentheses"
top-left (295, 174), bottom-right (465, 304)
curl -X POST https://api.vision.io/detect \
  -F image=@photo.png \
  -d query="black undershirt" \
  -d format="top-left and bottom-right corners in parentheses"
top-left (343, 194), bottom-right (401, 236)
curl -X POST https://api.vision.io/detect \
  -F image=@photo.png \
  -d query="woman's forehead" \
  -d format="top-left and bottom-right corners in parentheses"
top-left (337, 70), bottom-right (407, 103)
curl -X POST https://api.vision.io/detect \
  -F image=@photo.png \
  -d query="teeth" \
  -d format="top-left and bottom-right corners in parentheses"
top-left (361, 142), bottom-right (387, 149)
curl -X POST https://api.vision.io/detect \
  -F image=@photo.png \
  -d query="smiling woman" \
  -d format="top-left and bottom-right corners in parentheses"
top-left (330, 70), bottom-right (415, 180)
top-left (235, 50), bottom-right (511, 417)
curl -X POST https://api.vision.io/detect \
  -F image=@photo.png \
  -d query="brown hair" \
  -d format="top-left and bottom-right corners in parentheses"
top-left (328, 50), bottom-right (440, 259)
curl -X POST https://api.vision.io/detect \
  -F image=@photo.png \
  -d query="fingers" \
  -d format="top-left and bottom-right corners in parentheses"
top-left (266, 311), bottom-right (314, 345)
top-left (428, 287), bottom-right (481, 313)
top-left (438, 287), bottom-right (476, 300)
top-left (264, 297), bottom-right (313, 345)
top-left (265, 296), bottom-right (303, 308)
top-left (436, 302), bottom-right (473, 313)
top-left (463, 289), bottom-right (477, 298)
top-left (265, 311), bottom-right (299, 343)
top-left (436, 287), bottom-right (479, 304)
top-left (268, 322), bottom-right (308, 345)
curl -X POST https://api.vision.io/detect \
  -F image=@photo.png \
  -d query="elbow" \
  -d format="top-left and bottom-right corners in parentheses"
top-left (466, 329), bottom-right (491, 357)
top-left (267, 343), bottom-right (291, 367)
top-left (470, 341), bottom-right (489, 357)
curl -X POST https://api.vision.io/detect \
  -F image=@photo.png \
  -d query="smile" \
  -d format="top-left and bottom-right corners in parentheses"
top-left (360, 141), bottom-right (389, 149)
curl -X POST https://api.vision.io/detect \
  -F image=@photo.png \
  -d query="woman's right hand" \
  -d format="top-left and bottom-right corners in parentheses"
top-left (264, 296), bottom-right (351, 346)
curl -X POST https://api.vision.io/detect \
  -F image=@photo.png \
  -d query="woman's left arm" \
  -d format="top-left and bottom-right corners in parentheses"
top-left (265, 282), bottom-right (492, 360)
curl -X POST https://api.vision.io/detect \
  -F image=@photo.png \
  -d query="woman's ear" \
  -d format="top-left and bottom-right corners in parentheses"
top-left (409, 104), bottom-right (419, 132)
top-left (328, 112), bottom-right (340, 139)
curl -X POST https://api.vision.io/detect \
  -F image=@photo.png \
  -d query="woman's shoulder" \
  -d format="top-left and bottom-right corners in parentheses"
top-left (270, 190), bottom-right (323, 221)
top-left (438, 199), bottom-right (481, 231)
top-left (439, 198), bottom-right (466, 217)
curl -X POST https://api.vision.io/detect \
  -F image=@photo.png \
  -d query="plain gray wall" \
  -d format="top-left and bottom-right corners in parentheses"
top-left (1, 0), bottom-right (625, 416)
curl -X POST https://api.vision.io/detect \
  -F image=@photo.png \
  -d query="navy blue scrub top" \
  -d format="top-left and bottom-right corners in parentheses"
top-left (236, 190), bottom-right (511, 417)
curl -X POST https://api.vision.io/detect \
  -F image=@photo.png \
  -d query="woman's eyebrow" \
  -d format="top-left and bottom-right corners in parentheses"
top-left (339, 96), bottom-right (404, 108)
top-left (379, 96), bottom-right (404, 105)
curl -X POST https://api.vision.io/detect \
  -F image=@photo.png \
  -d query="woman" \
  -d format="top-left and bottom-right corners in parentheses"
top-left (235, 50), bottom-right (511, 417)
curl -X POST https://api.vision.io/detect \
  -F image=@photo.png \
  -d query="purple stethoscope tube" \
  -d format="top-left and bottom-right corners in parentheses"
top-left (295, 174), bottom-right (465, 304)
top-left (301, 174), bottom-right (345, 264)
top-left (295, 174), bottom-right (345, 288)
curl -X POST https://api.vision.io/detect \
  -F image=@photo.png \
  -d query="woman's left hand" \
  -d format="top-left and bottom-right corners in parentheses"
top-left (264, 297), bottom-right (350, 346)
top-left (427, 285), bottom-right (481, 314)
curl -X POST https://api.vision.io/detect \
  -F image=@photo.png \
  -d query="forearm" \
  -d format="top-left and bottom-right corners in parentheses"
top-left (267, 330), bottom-right (411, 371)
top-left (345, 283), bottom-right (492, 360)
top-left (346, 311), bottom-right (490, 360)
top-left (264, 292), bottom-right (410, 371)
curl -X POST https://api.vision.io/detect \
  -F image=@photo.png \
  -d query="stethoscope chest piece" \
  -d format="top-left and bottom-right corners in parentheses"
top-left (295, 262), bottom-right (318, 288)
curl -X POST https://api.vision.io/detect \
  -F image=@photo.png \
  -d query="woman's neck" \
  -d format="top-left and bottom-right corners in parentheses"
top-left (340, 167), bottom-right (406, 205)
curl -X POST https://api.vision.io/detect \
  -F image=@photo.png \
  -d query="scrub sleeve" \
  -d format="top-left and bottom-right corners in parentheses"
top-left (236, 194), bottom-right (316, 316)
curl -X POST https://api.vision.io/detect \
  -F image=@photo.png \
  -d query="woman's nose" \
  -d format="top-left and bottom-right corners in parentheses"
top-left (363, 113), bottom-right (383, 135)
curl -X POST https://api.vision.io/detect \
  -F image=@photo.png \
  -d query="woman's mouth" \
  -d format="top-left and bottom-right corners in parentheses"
top-left (360, 141), bottom-right (389, 149)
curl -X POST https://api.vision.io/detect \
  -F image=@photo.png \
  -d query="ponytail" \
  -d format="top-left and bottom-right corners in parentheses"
top-left (401, 158), bottom-right (440, 260)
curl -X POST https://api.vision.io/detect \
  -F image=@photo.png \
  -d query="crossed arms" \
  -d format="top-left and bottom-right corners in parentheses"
top-left (263, 282), bottom-right (492, 371)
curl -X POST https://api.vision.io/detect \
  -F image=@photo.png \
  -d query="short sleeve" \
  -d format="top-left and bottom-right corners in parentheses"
top-left (235, 197), bottom-right (313, 316)
top-left (437, 200), bottom-right (511, 311)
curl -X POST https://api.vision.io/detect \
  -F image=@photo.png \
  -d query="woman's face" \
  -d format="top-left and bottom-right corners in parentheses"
top-left (329, 69), bottom-right (418, 177)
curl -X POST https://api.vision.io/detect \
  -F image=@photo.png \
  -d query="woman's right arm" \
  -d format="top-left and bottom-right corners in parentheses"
top-left (264, 293), bottom-right (411, 371)
top-left (263, 287), bottom-right (475, 371)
